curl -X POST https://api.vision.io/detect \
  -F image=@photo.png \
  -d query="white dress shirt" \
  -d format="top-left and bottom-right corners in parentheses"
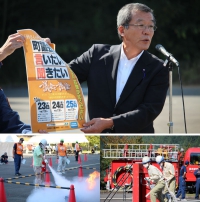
top-left (116, 46), bottom-right (143, 102)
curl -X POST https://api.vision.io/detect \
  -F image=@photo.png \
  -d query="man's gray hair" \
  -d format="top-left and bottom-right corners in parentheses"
top-left (117, 3), bottom-right (156, 41)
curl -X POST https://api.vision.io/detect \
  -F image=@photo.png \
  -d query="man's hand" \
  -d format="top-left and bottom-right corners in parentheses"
top-left (81, 118), bottom-right (113, 133)
top-left (43, 38), bottom-right (51, 45)
top-left (0, 33), bottom-right (25, 61)
top-left (144, 177), bottom-right (150, 182)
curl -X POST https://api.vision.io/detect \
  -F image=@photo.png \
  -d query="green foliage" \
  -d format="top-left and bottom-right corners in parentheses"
top-left (1, 0), bottom-right (200, 85)
top-left (101, 136), bottom-right (143, 148)
top-left (142, 136), bottom-right (200, 152)
top-left (100, 136), bottom-right (143, 189)
top-left (85, 135), bottom-right (100, 149)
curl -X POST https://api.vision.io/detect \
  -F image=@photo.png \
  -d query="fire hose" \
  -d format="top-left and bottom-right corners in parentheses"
top-left (112, 165), bottom-right (133, 189)
top-left (144, 177), bottom-right (155, 198)
top-left (164, 180), bottom-right (177, 202)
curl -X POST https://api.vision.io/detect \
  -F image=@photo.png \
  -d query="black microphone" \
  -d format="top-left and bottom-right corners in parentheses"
top-left (155, 44), bottom-right (179, 66)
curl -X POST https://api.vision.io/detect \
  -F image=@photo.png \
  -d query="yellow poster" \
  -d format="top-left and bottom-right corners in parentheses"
top-left (17, 29), bottom-right (86, 133)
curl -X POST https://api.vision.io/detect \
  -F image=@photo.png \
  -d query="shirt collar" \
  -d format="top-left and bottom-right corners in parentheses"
top-left (120, 44), bottom-right (144, 61)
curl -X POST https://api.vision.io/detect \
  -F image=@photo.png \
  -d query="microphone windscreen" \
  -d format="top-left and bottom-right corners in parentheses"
top-left (155, 44), bottom-right (162, 51)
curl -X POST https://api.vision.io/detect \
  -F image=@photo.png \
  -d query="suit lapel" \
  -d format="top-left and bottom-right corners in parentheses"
top-left (115, 51), bottom-right (149, 108)
top-left (104, 45), bottom-right (121, 107)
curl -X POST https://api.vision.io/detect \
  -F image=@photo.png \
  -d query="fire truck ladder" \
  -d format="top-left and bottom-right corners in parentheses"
top-left (103, 163), bottom-right (133, 202)
top-left (103, 143), bottom-right (180, 161)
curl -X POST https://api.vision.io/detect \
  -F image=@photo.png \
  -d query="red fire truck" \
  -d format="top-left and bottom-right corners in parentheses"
top-left (103, 143), bottom-right (200, 200)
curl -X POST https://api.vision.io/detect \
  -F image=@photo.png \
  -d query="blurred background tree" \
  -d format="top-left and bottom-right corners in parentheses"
top-left (1, 0), bottom-right (200, 85)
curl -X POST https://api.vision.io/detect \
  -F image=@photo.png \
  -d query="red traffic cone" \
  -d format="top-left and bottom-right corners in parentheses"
top-left (0, 178), bottom-right (7, 202)
top-left (49, 157), bottom-right (52, 167)
top-left (45, 170), bottom-right (51, 186)
top-left (78, 166), bottom-right (83, 178)
top-left (68, 185), bottom-right (76, 202)
top-left (78, 155), bottom-right (82, 164)
top-left (84, 154), bottom-right (88, 161)
top-left (30, 157), bottom-right (33, 167)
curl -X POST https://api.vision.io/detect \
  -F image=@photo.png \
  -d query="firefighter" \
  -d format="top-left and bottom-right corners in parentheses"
top-left (176, 160), bottom-right (189, 201)
top-left (194, 165), bottom-right (200, 199)
top-left (13, 138), bottom-right (24, 176)
top-left (33, 139), bottom-right (48, 185)
top-left (75, 141), bottom-right (80, 161)
top-left (156, 155), bottom-right (176, 202)
top-left (142, 156), bottom-right (165, 202)
top-left (56, 139), bottom-right (68, 174)
top-left (179, 148), bottom-right (185, 162)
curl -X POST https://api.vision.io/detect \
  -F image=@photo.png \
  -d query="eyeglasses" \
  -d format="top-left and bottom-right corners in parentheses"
top-left (125, 24), bottom-right (157, 31)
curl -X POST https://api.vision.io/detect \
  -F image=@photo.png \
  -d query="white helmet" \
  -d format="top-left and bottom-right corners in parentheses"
top-left (142, 156), bottom-right (151, 164)
top-left (40, 139), bottom-right (47, 146)
top-left (180, 148), bottom-right (184, 152)
top-left (156, 155), bottom-right (164, 164)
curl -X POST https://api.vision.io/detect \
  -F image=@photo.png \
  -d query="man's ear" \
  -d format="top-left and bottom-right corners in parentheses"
top-left (118, 25), bottom-right (125, 37)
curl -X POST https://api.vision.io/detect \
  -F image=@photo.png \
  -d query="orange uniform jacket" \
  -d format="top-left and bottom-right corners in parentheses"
top-left (15, 143), bottom-right (23, 155)
top-left (57, 144), bottom-right (67, 156)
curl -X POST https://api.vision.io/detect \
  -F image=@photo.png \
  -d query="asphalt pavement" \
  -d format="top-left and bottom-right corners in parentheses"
top-left (0, 153), bottom-right (100, 202)
top-left (2, 85), bottom-right (200, 134)
top-left (100, 191), bottom-right (199, 202)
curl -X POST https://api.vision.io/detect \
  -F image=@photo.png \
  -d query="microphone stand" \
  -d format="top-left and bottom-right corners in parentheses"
top-left (163, 58), bottom-right (173, 133)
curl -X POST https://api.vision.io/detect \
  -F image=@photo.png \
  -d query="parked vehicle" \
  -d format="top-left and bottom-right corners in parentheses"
top-left (103, 143), bottom-right (200, 193)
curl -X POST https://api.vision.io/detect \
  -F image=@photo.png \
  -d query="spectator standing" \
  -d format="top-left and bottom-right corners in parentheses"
top-left (75, 141), bottom-right (80, 161)
top-left (194, 165), bottom-right (200, 200)
top-left (176, 160), bottom-right (189, 201)
top-left (56, 139), bottom-right (68, 174)
top-left (13, 138), bottom-right (24, 176)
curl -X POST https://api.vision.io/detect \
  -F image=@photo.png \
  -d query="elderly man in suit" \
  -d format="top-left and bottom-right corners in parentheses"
top-left (69, 3), bottom-right (168, 133)
top-left (45, 3), bottom-right (168, 133)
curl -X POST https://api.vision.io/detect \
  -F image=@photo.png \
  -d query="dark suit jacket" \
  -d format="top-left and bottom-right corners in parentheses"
top-left (0, 89), bottom-right (31, 133)
top-left (69, 44), bottom-right (169, 133)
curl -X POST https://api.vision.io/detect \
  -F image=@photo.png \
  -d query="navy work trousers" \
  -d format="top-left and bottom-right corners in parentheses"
top-left (14, 154), bottom-right (22, 174)
top-left (195, 178), bottom-right (200, 199)
top-left (176, 176), bottom-right (186, 199)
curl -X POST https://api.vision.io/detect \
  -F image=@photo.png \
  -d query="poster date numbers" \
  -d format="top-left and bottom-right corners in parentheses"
top-left (52, 101), bottom-right (64, 109)
top-left (37, 102), bottom-right (50, 110)
top-left (66, 100), bottom-right (77, 108)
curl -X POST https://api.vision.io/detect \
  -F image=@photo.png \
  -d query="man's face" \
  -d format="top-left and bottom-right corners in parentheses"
top-left (143, 163), bottom-right (149, 168)
top-left (119, 10), bottom-right (155, 52)
top-left (60, 141), bottom-right (64, 145)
